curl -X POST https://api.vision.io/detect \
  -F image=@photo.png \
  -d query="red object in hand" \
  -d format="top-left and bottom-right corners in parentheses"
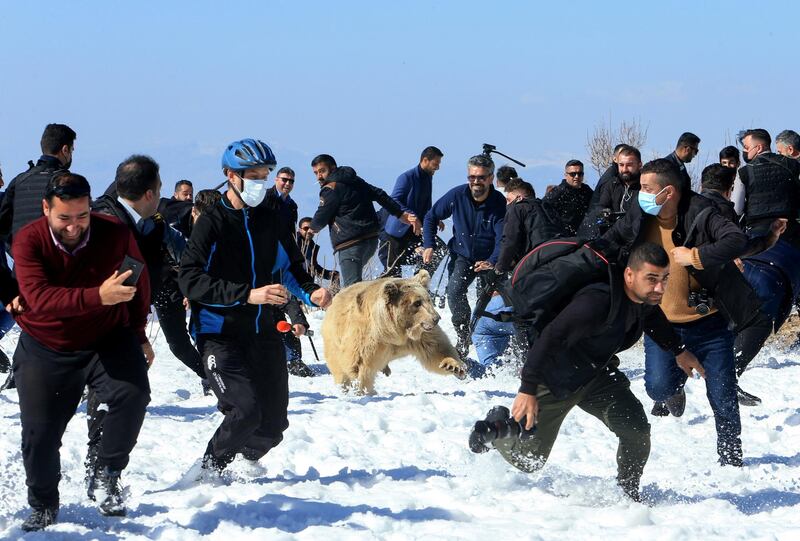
top-left (276, 321), bottom-right (292, 333)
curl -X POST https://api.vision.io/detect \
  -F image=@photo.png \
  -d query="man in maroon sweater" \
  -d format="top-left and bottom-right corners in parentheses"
top-left (11, 172), bottom-right (152, 531)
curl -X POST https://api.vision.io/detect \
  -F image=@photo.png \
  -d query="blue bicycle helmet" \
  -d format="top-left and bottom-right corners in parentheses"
top-left (221, 138), bottom-right (277, 172)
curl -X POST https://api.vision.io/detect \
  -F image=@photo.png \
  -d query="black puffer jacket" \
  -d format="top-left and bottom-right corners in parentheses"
top-left (601, 192), bottom-right (762, 330)
top-left (543, 180), bottom-right (593, 235)
top-left (0, 156), bottom-right (64, 246)
top-left (310, 166), bottom-right (403, 252)
top-left (496, 197), bottom-right (564, 273)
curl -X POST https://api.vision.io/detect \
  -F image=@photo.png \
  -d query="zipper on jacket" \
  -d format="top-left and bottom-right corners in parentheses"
top-left (242, 209), bottom-right (261, 334)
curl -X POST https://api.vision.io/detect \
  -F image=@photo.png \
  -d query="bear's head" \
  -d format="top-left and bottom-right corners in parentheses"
top-left (382, 270), bottom-right (440, 341)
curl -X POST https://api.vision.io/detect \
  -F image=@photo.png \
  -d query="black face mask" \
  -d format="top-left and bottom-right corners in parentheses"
top-left (742, 151), bottom-right (753, 164)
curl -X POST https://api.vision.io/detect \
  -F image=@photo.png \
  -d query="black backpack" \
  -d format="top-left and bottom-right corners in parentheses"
top-left (499, 237), bottom-right (616, 337)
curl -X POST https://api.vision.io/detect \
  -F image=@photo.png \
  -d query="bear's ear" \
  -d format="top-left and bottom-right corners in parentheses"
top-left (413, 269), bottom-right (431, 288)
top-left (383, 282), bottom-right (403, 306)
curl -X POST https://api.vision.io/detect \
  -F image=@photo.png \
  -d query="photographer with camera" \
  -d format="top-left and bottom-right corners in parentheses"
top-left (542, 159), bottom-right (593, 236)
top-left (579, 146), bottom-right (642, 238)
top-left (471, 243), bottom-right (694, 501)
top-left (602, 158), bottom-right (758, 467)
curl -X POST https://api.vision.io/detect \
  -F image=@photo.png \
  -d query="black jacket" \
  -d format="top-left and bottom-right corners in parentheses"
top-left (601, 192), bottom-right (762, 330)
top-left (496, 197), bottom-right (564, 273)
top-left (0, 155), bottom-right (64, 246)
top-left (92, 194), bottom-right (186, 294)
top-left (310, 166), bottom-right (403, 252)
top-left (179, 193), bottom-right (319, 338)
top-left (158, 197), bottom-right (194, 237)
top-left (578, 174), bottom-right (639, 238)
top-left (267, 186), bottom-right (298, 227)
top-left (520, 278), bottom-right (681, 399)
top-left (542, 180), bottom-right (593, 235)
top-left (663, 152), bottom-right (693, 193)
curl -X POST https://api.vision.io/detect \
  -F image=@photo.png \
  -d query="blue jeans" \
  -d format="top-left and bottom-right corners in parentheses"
top-left (0, 310), bottom-right (14, 337)
top-left (338, 237), bottom-right (379, 288)
top-left (472, 296), bottom-right (515, 367)
top-left (644, 314), bottom-right (741, 455)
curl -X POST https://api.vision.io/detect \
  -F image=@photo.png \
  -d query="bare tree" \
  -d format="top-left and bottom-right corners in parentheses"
top-left (586, 118), bottom-right (649, 176)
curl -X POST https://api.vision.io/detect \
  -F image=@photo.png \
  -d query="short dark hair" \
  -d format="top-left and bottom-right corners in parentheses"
top-left (739, 128), bottom-right (771, 148)
top-left (719, 145), bottom-right (740, 163)
top-left (115, 155), bottom-right (160, 200)
top-left (276, 166), bottom-right (295, 177)
top-left (701, 164), bottom-right (736, 193)
top-left (193, 189), bottom-right (222, 215)
top-left (311, 154), bottom-right (337, 168)
top-left (40, 123), bottom-right (77, 155)
top-left (613, 143), bottom-right (629, 155)
top-left (468, 154), bottom-right (495, 174)
top-left (45, 171), bottom-right (91, 204)
top-left (174, 179), bottom-right (193, 192)
top-left (618, 146), bottom-right (642, 162)
top-left (496, 165), bottom-right (518, 185)
top-left (565, 159), bottom-right (584, 169)
top-left (420, 146), bottom-right (443, 162)
top-left (677, 132), bottom-right (701, 149)
top-left (504, 178), bottom-right (535, 198)
top-left (640, 158), bottom-right (683, 191)
top-left (628, 242), bottom-right (669, 270)
top-left (299, 216), bottom-right (313, 227)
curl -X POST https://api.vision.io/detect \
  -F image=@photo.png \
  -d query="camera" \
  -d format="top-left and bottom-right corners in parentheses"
top-left (688, 288), bottom-right (714, 315)
top-left (469, 406), bottom-right (537, 453)
top-left (596, 207), bottom-right (626, 228)
top-left (482, 143), bottom-right (497, 158)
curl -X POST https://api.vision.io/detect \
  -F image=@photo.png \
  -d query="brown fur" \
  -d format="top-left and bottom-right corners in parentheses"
top-left (321, 270), bottom-right (466, 394)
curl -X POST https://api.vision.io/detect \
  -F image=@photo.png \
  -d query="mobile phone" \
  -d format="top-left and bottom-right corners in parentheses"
top-left (119, 255), bottom-right (145, 287)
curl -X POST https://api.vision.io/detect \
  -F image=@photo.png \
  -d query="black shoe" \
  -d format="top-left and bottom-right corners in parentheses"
top-left (21, 506), bottom-right (58, 532)
top-left (201, 378), bottom-right (213, 396)
top-left (650, 401), bottom-right (669, 417)
top-left (665, 388), bottom-right (686, 417)
top-left (736, 385), bottom-right (762, 407)
top-left (718, 439), bottom-right (744, 467)
top-left (0, 371), bottom-right (14, 392)
top-left (469, 406), bottom-right (512, 453)
top-left (455, 335), bottom-right (471, 360)
top-left (618, 480), bottom-right (642, 502)
top-left (85, 444), bottom-right (100, 501)
top-left (202, 442), bottom-right (232, 474)
top-left (97, 467), bottom-right (126, 516)
top-left (0, 350), bottom-right (9, 373)
top-left (287, 359), bottom-right (316, 377)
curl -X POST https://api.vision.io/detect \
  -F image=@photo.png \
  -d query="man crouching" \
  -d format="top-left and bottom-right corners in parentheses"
top-left (470, 242), bottom-right (704, 501)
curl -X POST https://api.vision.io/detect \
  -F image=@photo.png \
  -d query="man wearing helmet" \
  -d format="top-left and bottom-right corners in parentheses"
top-left (179, 139), bottom-right (332, 476)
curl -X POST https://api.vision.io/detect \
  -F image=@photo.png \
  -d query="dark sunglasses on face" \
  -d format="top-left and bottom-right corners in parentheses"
top-left (566, 172), bottom-right (585, 178)
top-left (468, 175), bottom-right (490, 182)
top-left (300, 226), bottom-right (311, 231)
top-left (277, 177), bottom-right (295, 183)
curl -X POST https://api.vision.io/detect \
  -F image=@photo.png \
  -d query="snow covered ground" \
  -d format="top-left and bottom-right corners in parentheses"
top-left (1, 300), bottom-right (799, 540)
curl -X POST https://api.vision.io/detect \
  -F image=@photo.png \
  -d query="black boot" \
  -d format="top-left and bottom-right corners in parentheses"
top-left (85, 443), bottom-right (100, 501)
top-left (0, 349), bottom-right (9, 373)
top-left (618, 479), bottom-right (642, 503)
top-left (650, 401), bottom-right (669, 417)
top-left (201, 378), bottom-right (213, 396)
top-left (0, 371), bottom-right (14, 392)
top-left (21, 506), bottom-right (59, 532)
top-left (455, 334), bottom-right (471, 360)
top-left (98, 467), bottom-right (126, 516)
top-left (664, 388), bottom-right (686, 417)
top-left (287, 359), bottom-right (316, 377)
top-left (202, 441), bottom-right (233, 474)
top-left (736, 385), bottom-right (762, 407)
top-left (718, 439), bottom-right (744, 467)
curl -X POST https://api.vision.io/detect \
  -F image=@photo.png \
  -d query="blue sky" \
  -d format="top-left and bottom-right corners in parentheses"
top-left (1, 1), bottom-right (797, 256)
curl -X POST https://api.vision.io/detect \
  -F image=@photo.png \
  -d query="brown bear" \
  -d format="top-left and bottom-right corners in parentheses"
top-left (321, 270), bottom-right (467, 394)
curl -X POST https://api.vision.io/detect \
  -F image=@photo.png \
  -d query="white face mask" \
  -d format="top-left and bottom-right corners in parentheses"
top-left (236, 175), bottom-right (268, 207)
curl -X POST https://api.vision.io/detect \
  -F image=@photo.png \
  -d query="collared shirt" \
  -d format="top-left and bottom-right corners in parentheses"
top-left (117, 197), bottom-right (154, 235)
top-left (49, 225), bottom-right (91, 256)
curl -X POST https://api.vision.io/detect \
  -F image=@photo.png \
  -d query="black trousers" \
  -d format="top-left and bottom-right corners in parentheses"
top-left (14, 330), bottom-right (150, 509)
top-left (199, 334), bottom-right (289, 464)
top-left (153, 284), bottom-right (205, 380)
top-left (383, 230), bottom-right (447, 278)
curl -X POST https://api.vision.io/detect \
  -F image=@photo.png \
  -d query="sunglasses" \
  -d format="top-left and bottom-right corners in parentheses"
top-left (277, 177), bottom-right (295, 183)
top-left (300, 226), bottom-right (311, 231)
top-left (468, 175), bottom-right (490, 182)
top-left (566, 172), bottom-right (585, 178)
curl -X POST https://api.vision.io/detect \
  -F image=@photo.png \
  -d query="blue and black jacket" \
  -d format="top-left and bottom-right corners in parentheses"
top-left (179, 192), bottom-right (320, 338)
